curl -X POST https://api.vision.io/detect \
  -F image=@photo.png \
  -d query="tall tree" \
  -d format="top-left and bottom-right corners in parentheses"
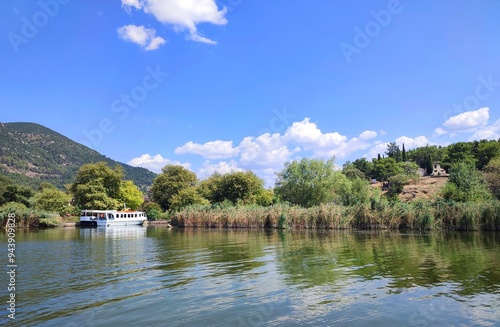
top-left (402, 143), bottom-right (407, 162)
top-left (386, 142), bottom-right (402, 162)
top-left (69, 162), bottom-right (124, 209)
top-left (118, 180), bottom-right (144, 210)
top-left (150, 165), bottom-right (197, 211)
top-left (275, 158), bottom-right (341, 207)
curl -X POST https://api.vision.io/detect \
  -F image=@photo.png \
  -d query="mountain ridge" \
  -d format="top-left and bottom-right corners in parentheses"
top-left (0, 122), bottom-right (156, 190)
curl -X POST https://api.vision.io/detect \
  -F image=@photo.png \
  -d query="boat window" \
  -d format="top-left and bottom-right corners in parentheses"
top-left (135, 214), bottom-right (137, 218)
top-left (128, 214), bottom-right (131, 218)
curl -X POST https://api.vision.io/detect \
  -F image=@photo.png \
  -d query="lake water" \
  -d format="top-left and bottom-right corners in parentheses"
top-left (1, 227), bottom-right (499, 326)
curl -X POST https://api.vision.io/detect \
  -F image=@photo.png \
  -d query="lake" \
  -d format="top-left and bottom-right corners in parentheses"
top-left (1, 227), bottom-right (499, 326)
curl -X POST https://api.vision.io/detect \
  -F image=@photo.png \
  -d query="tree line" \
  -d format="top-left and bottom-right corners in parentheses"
top-left (1, 139), bottom-right (500, 226)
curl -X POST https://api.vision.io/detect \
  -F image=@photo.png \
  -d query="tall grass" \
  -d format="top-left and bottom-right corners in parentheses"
top-left (172, 200), bottom-right (500, 231)
top-left (1, 202), bottom-right (60, 228)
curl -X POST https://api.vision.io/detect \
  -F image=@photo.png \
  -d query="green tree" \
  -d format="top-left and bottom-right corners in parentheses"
top-left (386, 142), bottom-right (402, 162)
top-left (33, 188), bottom-right (72, 214)
top-left (170, 187), bottom-right (209, 211)
top-left (199, 171), bottom-right (265, 205)
top-left (373, 158), bottom-right (403, 181)
top-left (442, 142), bottom-right (476, 170)
top-left (140, 202), bottom-right (163, 220)
top-left (337, 176), bottom-right (371, 206)
top-left (1, 184), bottom-right (33, 207)
top-left (69, 162), bottom-right (124, 209)
top-left (483, 156), bottom-right (500, 199)
top-left (473, 140), bottom-right (500, 170)
top-left (402, 143), bottom-right (407, 162)
top-left (150, 165), bottom-right (197, 211)
top-left (118, 180), bottom-right (144, 210)
top-left (441, 161), bottom-right (492, 202)
top-left (255, 188), bottom-right (275, 206)
top-left (275, 158), bottom-right (341, 207)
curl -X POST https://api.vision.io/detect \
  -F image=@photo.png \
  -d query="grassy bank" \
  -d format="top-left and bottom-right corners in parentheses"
top-left (172, 200), bottom-right (500, 231)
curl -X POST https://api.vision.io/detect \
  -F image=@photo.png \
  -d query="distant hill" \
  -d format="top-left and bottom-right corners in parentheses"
top-left (0, 122), bottom-right (156, 190)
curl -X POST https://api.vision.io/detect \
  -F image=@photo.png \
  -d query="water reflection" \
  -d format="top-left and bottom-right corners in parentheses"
top-left (0, 228), bottom-right (498, 326)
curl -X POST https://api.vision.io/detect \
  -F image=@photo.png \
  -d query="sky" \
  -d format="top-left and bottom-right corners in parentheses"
top-left (1, 0), bottom-right (500, 187)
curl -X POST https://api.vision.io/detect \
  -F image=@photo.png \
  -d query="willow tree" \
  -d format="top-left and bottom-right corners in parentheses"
top-left (275, 158), bottom-right (341, 207)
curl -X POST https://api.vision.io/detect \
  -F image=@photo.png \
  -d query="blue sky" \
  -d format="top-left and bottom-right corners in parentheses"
top-left (1, 0), bottom-right (500, 186)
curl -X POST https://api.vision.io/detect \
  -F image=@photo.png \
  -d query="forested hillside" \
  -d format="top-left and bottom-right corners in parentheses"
top-left (0, 122), bottom-right (155, 190)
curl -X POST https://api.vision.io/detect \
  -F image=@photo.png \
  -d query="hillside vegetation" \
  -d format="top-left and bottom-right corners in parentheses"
top-left (0, 122), bottom-right (155, 190)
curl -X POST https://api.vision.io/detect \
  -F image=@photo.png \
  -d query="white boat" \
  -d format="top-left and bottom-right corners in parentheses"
top-left (79, 209), bottom-right (147, 227)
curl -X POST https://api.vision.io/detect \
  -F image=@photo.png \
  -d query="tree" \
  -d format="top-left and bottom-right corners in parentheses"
top-left (275, 158), bottom-right (341, 207)
top-left (441, 161), bottom-right (492, 202)
top-left (118, 180), bottom-right (144, 210)
top-left (442, 142), bottom-right (476, 170)
top-left (352, 157), bottom-right (373, 179)
top-left (150, 165), bottom-right (197, 211)
top-left (386, 142), bottom-right (402, 162)
top-left (198, 171), bottom-right (265, 205)
top-left (1, 184), bottom-right (33, 207)
top-left (33, 188), bottom-right (72, 214)
top-left (69, 162), bottom-right (124, 209)
top-left (474, 140), bottom-right (500, 170)
top-left (170, 187), bottom-right (209, 211)
top-left (402, 143), bottom-right (407, 162)
top-left (483, 156), bottom-right (500, 199)
top-left (372, 158), bottom-right (403, 181)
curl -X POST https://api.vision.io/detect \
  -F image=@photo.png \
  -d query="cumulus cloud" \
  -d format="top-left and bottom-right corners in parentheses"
top-left (238, 133), bottom-right (299, 168)
top-left (121, 0), bottom-right (227, 44)
top-left (359, 130), bottom-right (377, 140)
top-left (285, 118), bottom-right (347, 148)
top-left (117, 24), bottom-right (166, 50)
top-left (197, 160), bottom-right (243, 179)
top-left (443, 107), bottom-right (489, 130)
top-left (468, 119), bottom-right (500, 141)
top-left (174, 140), bottom-right (239, 159)
top-left (127, 154), bottom-right (190, 173)
top-left (395, 136), bottom-right (432, 149)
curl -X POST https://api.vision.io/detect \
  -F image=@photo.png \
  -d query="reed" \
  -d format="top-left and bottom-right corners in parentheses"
top-left (171, 200), bottom-right (500, 231)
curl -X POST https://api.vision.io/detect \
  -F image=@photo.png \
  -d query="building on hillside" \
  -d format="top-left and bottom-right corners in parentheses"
top-left (431, 164), bottom-right (448, 177)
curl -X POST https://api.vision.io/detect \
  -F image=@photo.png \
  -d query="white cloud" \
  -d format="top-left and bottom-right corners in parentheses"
top-left (197, 160), bottom-right (243, 179)
top-left (174, 140), bottom-right (239, 159)
top-left (121, 0), bottom-right (227, 44)
top-left (121, 0), bottom-right (141, 11)
top-left (359, 130), bottom-right (377, 140)
top-left (434, 127), bottom-right (447, 136)
top-left (285, 118), bottom-right (347, 148)
top-left (127, 154), bottom-right (190, 173)
top-left (469, 119), bottom-right (500, 141)
top-left (443, 107), bottom-right (489, 130)
top-left (395, 136), bottom-right (432, 149)
top-left (238, 133), bottom-right (298, 168)
top-left (364, 141), bottom-right (389, 160)
top-left (117, 24), bottom-right (166, 50)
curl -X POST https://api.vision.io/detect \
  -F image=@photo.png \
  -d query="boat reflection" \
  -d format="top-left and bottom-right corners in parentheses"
top-left (79, 226), bottom-right (147, 239)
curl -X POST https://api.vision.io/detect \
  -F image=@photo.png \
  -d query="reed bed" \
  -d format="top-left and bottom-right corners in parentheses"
top-left (172, 200), bottom-right (500, 231)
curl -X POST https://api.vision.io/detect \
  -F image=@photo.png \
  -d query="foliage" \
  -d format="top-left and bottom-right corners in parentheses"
top-left (140, 202), bottom-right (163, 220)
top-left (275, 158), bottom-right (340, 207)
top-left (441, 161), bottom-right (492, 202)
top-left (150, 165), bottom-right (197, 211)
top-left (442, 142), bottom-right (477, 171)
top-left (472, 140), bottom-right (500, 170)
top-left (337, 176), bottom-right (371, 206)
top-left (386, 142), bottom-right (402, 162)
top-left (69, 162), bottom-right (124, 209)
top-left (482, 156), bottom-right (500, 199)
top-left (170, 187), bottom-right (210, 211)
top-left (33, 188), bottom-right (72, 214)
top-left (255, 188), bottom-right (275, 206)
top-left (388, 174), bottom-right (410, 195)
top-left (1, 184), bottom-right (33, 207)
top-left (118, 180), bottom-right (144, 210)
top-left (372, 158), bottom-right (403, 181)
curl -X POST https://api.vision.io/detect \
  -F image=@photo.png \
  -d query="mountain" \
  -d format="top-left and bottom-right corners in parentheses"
top-left (0, 122), bottom-right (156, 190)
